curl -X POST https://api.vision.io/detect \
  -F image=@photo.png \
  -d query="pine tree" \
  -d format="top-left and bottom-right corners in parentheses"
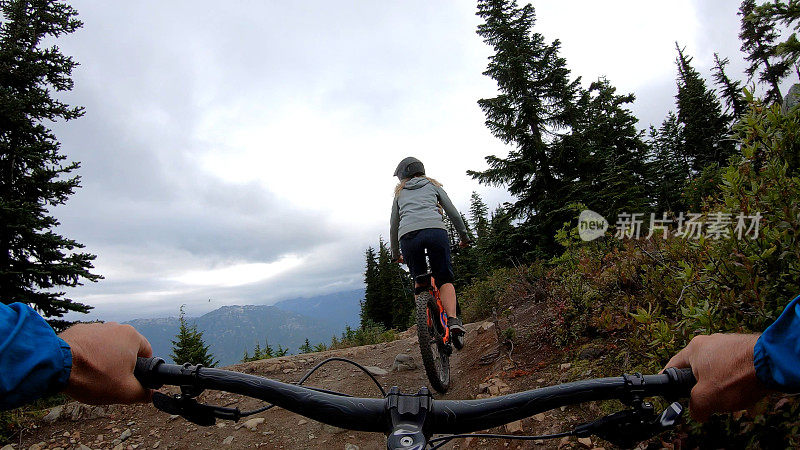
top-left (299, 338), bottom-right (312, 354)
top-left (562, 78), bottom-right (650, 219)
top-left (170, 305), bottom-right (217, 367)
top-left (712, 54), bottom-right (747, 120)
top-left (647, 112), bottom-right (690, 211)
top-left (360, 246), bottom-right (379, 328)
top-left (469, 192), bottom-right (490, 241)
top-left (0, 0), bottom-right (101, 330)
top-left (675, 44), bottom-right (733, 172)
top-left (739, 0), bottom-right (792, 104)
top-left (469, 0), bottom-right (581, 255)
top-left (275, 344), bottom-right (288, 357)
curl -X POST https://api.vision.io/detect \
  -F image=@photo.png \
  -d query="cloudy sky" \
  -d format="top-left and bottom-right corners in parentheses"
top-left (47, 0), bottom-right (773, 321)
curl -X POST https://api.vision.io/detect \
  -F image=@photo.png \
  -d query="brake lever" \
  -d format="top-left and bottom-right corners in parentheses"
top-left (573, 401), bottom-right (685, 449)
top-left (152, 392), bottom-right (242, 426)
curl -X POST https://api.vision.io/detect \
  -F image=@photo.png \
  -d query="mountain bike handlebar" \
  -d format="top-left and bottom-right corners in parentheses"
top-left (135, 356), bottom-right (695, 448)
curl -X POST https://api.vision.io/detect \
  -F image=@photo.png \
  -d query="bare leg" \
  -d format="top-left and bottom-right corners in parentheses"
top-left (438, 283), bottom-right (457, 318)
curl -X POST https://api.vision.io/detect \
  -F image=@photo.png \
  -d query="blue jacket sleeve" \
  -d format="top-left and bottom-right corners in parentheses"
top-left (754, 294), bottom-right (800, 392)
top-left (0, 303), bottom-right (72, 410)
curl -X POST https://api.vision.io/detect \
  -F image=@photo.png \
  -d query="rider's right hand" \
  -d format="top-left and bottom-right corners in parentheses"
top-left (395, 255), bottom-right (404, 264)
top-left (665, 333), bottom-right (767, 422)
top-left (59, 322), bottom-right (154, 405)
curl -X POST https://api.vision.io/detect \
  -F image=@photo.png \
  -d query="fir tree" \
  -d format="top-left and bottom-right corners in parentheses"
top-left (360, 246), bottom-right (379, 328)
top-left (647, 112), bottom-right (690, 212)
top-left (469, 0), bottom-right (581, 255)
top-left (299, 338), bottom-right (312, 354)
top-left (0, 0), bottom-right (101, 330)
top-left (713, 54), bottom-right (747, 120)
top-left (170, 306), bottom-right (217, 367)
top-left (739, 0), bottom-right (792, 104)
top-left (275, 344), bottom-right (288, 357)
top-left (675, 44), bottom-right (733, 172)
top-left (469, 192), bottom-right (490, 241)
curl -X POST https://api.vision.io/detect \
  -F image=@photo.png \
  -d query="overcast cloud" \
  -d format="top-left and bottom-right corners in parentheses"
top-left (47, 1), bottom-right (785, 321)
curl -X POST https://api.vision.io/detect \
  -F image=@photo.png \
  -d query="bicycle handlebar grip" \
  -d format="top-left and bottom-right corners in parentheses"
top-left (135, 356), bottom-right (166, 389)
top-left (664, 367), bottom-right (696, 397)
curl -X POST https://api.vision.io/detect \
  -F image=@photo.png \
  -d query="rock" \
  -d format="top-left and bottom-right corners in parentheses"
top-left (505, 420), bottom-right (523, 434)
top-left (488, 385), bottom-right (500, 395)
top-left (533, 413), bottom-right (546, 421)
top-left (153, 441), bottom-right (161, 449)
top-left (119, 428), bottom-right (132, 442)
top-left (344, 444), bottom-right (360, 450)
top-left (43, 405), bottom-right (63, 423)
top-left (112, 445), bottom-right (124, 450)
top-left (168, 415), bottom-right (180, 421)
top-left (478, 382), bottom-right (491, 393)
top-left (783, 83), bottom-right (800, 113)
top-left (222, 436), bottom-right (234, 445)
top-left (577, 437), bottom-right (592, 447)
top-left (243, 417), bottom-right (265, 431)
top-left (282, 368), bottom-right (295, 374)
top-left (1, 445), bottom-right (14, 450)
top-left (28, 444), bottom-right (43, 450)
top-left (578, 346), bottom-right (602, 360)
top-left (77, 445), bottom-right (92, 450)
top-left (478, 321), bottom-right (495, 333)
top-left (63, 431), bottom-right (71, 437)
top-left (558, 436), bottom-right (572, 448)
top-left (559, 363), bottom-right (572, 370)
top-left (298, 419), bottom-right (308, 425)
top-left (390, 354), bottom-right (417, 372)
top-left (364, 366), bottom-right (388, 376)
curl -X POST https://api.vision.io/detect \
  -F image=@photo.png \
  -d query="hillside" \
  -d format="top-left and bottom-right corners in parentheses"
top-left (125, 289), bottom-right (363, 366)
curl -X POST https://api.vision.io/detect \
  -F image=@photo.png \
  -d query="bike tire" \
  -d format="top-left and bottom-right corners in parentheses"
top-left (416, 291), bottom-right (450, 393)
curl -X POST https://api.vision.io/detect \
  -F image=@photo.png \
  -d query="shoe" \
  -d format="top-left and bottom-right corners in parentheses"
top-left (448, 316), bottom-right (466, 335)
top-left (448, 317), bottom-right (466, 350)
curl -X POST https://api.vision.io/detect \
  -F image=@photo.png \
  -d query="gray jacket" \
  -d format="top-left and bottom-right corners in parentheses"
top-left (390, 177), bottom-right (469, 259)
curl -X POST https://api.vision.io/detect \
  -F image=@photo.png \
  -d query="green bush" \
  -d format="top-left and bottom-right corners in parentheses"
top-left (329, 320), bottom-right (398, 350)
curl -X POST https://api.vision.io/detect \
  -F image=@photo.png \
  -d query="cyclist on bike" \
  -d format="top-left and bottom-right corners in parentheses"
top-left (390, 156), bottom-right (470, 339)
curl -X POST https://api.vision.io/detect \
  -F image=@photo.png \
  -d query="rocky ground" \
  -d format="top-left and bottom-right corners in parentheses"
top-left (7, 317), bottom-right (614, 450)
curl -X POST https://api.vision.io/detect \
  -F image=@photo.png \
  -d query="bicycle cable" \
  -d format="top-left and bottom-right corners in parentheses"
top-left (428, 430), bottom-right (574, 449)
top-left (239, 356), bottom-right (386, 416)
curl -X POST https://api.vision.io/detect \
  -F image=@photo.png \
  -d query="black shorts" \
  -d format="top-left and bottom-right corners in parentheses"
top-left (399, 228), bottom-right (454, 286)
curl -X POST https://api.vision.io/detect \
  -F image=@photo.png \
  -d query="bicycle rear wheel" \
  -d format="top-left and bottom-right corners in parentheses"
top-left (415, 291), bottom-right (450, 393)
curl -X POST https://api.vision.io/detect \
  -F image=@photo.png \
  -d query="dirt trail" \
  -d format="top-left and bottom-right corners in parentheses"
top-left (16, 318), bottom-right (606, 450)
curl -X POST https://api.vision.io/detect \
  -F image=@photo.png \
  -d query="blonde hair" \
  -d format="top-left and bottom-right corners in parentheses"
top-left (394, 175), bottom-right (442, 197)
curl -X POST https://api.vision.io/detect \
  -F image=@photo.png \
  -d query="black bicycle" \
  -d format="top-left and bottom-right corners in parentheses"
top-left (135, 356), bottom-right (695, 449)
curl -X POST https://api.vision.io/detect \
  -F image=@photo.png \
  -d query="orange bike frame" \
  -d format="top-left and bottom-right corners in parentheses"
top-left (425, 277), bottom-right (450, 343)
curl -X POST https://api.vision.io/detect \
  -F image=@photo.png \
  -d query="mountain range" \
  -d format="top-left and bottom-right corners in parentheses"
top-left (125, 289), bottom-right (363, 366)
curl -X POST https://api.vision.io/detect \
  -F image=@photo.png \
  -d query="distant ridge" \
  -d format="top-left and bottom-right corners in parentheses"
top-left (125, 288), bottom-right (364, 366)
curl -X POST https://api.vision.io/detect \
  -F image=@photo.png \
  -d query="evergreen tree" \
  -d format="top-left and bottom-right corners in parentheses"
top-left (0, 0), bottom-right (101, 330)
top-left (275, 344), bottom-right (288, 357)
top-left (299, 338), bottom-right (312, 354)
top-left (647, 112), bottom-right (690, 211)
top-left (739, 0), bottom-right (793, 104)
top-left (360, 246), bottom-right (379, 328)
top-left (376, 240), bottom-right (412, 329)
top-left (713, 54), bottom-right (747, 120)
top-left (562, 78), bottom-right (650, 218)
top-left (674, 44), bottom-right (733, 172)
top-left (469, 0), bottom-right (581, 255)
top-left (469, 192), bottom-right (490, 241)
top-left (170, 306), bottom-right (217, 367)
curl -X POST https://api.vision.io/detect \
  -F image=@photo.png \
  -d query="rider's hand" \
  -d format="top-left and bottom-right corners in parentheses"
top-left (459, 240), bottom-right (470, 249)
top-left (395, 255), bottom-right (404, 264)
top-left (59, 322), bottom-right (154, 405)
top-left (665, 333), bottom-right (768, 422)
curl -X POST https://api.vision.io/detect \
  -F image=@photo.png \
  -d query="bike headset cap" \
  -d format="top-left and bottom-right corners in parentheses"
top-left (394, 157), bottom-right (425, 180)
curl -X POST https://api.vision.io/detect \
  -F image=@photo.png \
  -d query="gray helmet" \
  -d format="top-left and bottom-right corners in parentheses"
top-left (393, 157), bottom-right (425, 180)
